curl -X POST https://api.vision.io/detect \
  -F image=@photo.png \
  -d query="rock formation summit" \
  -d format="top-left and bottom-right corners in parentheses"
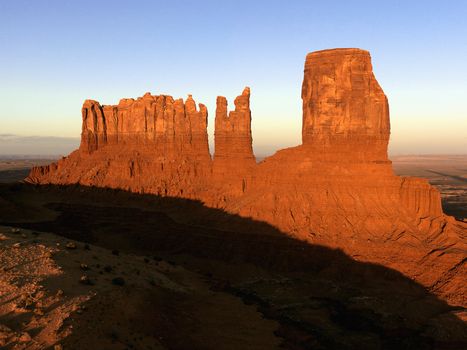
top-left (27, 48), bottom-right (466, 307)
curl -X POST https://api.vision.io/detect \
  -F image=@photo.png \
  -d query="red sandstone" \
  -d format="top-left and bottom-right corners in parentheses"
top-left (26, 48), bottom-right (467, 307)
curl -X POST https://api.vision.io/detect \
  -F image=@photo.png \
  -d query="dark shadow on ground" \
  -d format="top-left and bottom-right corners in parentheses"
top-left (0, 169), bottom-right (31, 183)
top-left (0, 183), bottom-right (466, 349)
top-left (426, 170), bottom-right (467, 184)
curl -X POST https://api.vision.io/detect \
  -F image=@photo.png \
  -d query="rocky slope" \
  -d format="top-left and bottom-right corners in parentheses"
top-left (1, 187), bottom-right (466, 349)
top-left (0, 224), bottom-right (281, 350)
top-left (26, 48), bottom-right (466, 308)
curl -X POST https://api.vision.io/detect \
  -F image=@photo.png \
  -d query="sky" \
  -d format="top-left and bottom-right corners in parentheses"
top-left (0, 0), bottom-right (466, 156)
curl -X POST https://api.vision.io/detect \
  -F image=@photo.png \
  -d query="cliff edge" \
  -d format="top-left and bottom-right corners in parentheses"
top-left (26, 48), bottom-right (467, 307)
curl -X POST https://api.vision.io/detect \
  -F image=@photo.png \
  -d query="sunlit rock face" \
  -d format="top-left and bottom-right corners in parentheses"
top-left (81, 93), bottom-right (210, 158)
top-left (27, 48), bottom-right (466, 307)
top-left (213, 87), bottom-right (256, 198)
top-left (32, 92), bottom-right (213, 198)
top-left (301, 48), bottom-right (390, 162)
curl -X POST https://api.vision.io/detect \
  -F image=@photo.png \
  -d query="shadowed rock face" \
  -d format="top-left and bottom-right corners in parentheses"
top-left (26, 48), bottom-right (466, 307)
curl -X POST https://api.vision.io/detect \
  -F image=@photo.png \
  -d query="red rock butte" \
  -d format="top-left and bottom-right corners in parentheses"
top-left (27, 48), bottom-right (466, 307)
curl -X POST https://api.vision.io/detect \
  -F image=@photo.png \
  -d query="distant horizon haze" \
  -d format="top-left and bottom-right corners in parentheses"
top-left (0, 133), bottom-right (465, 159)
top-left (1, 0), bottom-right (466, 155)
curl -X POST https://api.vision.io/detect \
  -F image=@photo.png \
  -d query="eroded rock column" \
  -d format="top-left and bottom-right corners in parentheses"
top-left (81, 100), bottom-right (106, 153)
top-left (213, 87), bottom-right (256, 195)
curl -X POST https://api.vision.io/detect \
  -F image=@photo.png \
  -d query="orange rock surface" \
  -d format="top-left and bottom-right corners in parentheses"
top-left (27, 48), bottom-right (466, 307)
top-left (213, 87), bottom-right (256, 198)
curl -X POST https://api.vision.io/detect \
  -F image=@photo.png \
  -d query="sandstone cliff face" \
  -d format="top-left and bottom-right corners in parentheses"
top-left (213, 87), bottom-right (256, 198)
top-left (26, 48), bottom-right (466, 307)
top-left (29, 93), bottom-right (212, 198)
top-left (301, 48), bottom-right (389, 163)
top-left (81, 93), bottom-right (210, 157)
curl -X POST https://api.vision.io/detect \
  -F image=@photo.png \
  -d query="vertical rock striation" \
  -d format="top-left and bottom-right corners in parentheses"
top-left (26, 48), bottom-right (466, 307)
top-left (81, 100), bottom-right (106, 153)
top-left (29, 93), bottom-right (212, 198)
top-left (213, 87), bottom-right (256, 197)
top-left (80, 93), bottom-right (210, 157)
top-left (301, 49), bottom-right (390, 162)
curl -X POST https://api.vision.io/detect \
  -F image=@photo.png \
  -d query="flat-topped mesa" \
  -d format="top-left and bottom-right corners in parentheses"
top-left (213, 87), bottom-right (256, 194)
top-left (301, 48), bottom-right (390, 162)
top-left (25, 50), bottom-right (466, 307)
top-left (80, 93), bottom-right (210, 160)
top-left (30, 92), bottom-right (212, 194)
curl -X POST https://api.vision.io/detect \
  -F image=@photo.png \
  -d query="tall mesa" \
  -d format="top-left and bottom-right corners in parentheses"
top-left (27, 48), bottom-right (466, 307)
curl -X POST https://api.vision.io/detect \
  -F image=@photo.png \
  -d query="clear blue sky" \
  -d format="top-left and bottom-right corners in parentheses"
top-left (0, 0), bottom-right (466, 156)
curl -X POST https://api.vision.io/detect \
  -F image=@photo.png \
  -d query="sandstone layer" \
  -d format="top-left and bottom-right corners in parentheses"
top-left (27, 48), bottom-right (467, 307)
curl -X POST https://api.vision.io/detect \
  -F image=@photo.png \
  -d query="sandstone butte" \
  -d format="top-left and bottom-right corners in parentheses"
top-left (27, 48), bottom-right (467, 307)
